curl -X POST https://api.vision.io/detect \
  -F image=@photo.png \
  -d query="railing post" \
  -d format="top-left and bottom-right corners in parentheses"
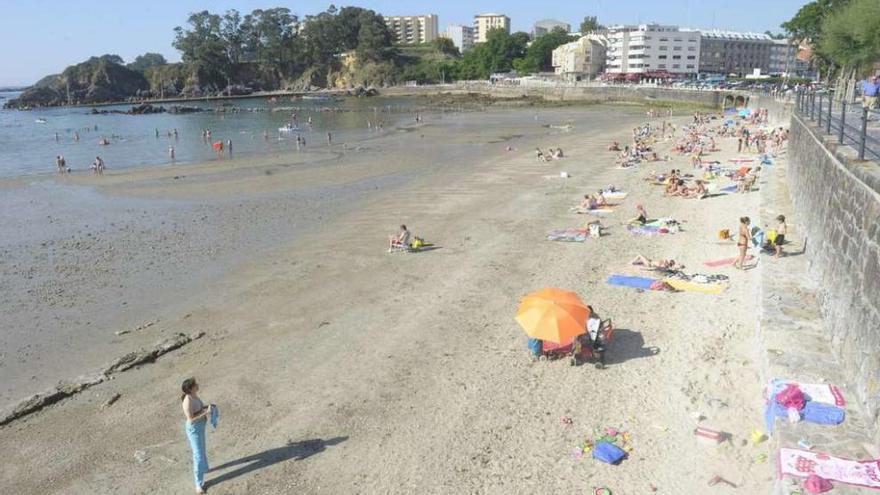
top-left (839, 100), bottom-right (847, 144)
top-left (811, 92), bottom-right (816, 120)
top-left (818, 94), bottom-right (824, 127)
top-left (859, 106), bottom-right (869, 160)
top-left (826, 96), bottom-right (833, 134)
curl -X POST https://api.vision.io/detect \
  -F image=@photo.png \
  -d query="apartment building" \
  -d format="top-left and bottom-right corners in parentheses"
top-left (444, 25), bottom-right (475, 52)
top-left (605, 24), bottom-right (701, 75)
top-left (474, 13), bottom-right (510, 43)
top-left (769, 39), bottom-right (811, 76)
top-left (532, 19), bottom-right (570, 38)
top-left (383, 15), bottom-right (439, 44)
top-left (552, 35), bottom-right (607, 80)
top-left (698, 30), bottom-right (772, 76)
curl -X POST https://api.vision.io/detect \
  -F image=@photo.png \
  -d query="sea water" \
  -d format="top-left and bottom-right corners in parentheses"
top-left (0, 91), bottom-right (422, 177)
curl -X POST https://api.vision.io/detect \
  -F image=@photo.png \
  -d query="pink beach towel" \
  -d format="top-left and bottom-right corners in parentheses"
top-left (778, 448), bottom-right (880, 490)
top-left (703, 255), bottom-right (754, 267)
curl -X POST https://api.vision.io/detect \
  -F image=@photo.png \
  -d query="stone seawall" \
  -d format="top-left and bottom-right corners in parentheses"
top-left (385, 84), bottom-right (728, 109)
top-left (788, 111), bottom-right (880, 443)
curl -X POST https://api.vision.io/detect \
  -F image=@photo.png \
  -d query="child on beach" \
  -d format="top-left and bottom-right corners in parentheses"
top-left (773, 215), bottom-right (787, 259)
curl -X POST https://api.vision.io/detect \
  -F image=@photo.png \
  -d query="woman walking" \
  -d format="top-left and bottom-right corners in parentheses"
top-left (181, 378), bottom-right (212, 493)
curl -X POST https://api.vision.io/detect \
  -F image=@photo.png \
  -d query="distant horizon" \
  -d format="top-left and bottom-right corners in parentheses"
top-left (0, 0), bottom-right (809, 86)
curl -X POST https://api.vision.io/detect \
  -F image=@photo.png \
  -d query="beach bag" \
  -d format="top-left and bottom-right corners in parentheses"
top-left (588, 223), bottom-right (601, 238)
top-left (801, 401), bottom-right (845, 425)
top-left (411, 237), bottom-right (424, 249)
top-left (766, 230), bottom-right (778, 245)
top-left (776, 384), bottom-right (806, 411)
top-left (718, 229), bottom-right (730, 240)
top-left (592, 441), bottom-right (626, 464)
top-left (804, 474), bottom-right (833, 493)
top-left (527, 338), bottom-right (543, 357)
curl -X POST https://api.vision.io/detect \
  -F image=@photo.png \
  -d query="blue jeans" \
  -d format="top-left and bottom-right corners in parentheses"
top-left (185, 420), bottom-right (209, 487)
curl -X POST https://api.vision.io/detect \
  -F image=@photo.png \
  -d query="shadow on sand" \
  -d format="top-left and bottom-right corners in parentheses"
top-left (206, 436), bottom-right (347, 488)
top-left (605, 328), bottom-right (660, 366)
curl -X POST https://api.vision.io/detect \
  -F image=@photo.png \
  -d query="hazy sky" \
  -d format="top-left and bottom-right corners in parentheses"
top-left (0, 0), bottom-right (808, 86)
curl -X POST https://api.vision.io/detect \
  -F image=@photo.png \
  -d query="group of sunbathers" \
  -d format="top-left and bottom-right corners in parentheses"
top-left (536, 147), bottom-right (564, 162)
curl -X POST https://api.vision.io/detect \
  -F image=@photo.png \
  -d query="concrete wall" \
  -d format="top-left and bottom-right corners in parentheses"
top-left (386, 84), bottom-right (729, 108)
top-left (788, 112), bottom-right (880, 439)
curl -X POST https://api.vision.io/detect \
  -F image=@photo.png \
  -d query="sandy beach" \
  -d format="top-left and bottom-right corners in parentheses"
top-left (0, 102), bottom-right (781, 494)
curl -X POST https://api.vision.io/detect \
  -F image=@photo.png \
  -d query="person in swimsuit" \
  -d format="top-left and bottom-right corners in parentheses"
top-left (631, 204), bottom-right (648, 225)
top-left (735, 216), bottom-right (752, 269)
top-left (774, 215), bottom-right (787, 259)
top-left (389, 225), bottom-right (410, 251)
top-left (631, 254), bottom-right (679, 271)
top-left (181, 378), bottom-right (212, 493)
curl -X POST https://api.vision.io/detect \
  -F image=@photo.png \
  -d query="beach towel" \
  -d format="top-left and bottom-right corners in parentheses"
top-left (703, 255), bottom-right (754, 267)
top-left (777, 448), bottom-right (880, 490)
top-left (604, 191), bottom-right (628, 200)
top-left (663, 278), bottom-right (727, 294)
top-left (607, 275), bottom-right (659, 290)
top-left (547, 228), bottom-right (588, 242)
top-left (573, 206), bottom-right (614, 216)
top-left (765, 379), bottom-right (847, 407)
top-left (720, 184), bottom-right (738, 193)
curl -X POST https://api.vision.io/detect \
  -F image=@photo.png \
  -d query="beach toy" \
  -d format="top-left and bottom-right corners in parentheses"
top-left (594, 488), bottom-right (612, 495)
top-left (695, 426), bottom-right (725, 445)
top-left (754, 453), bottom-right (768, 464)
top-left (750, 429), bottom-right (767, 445)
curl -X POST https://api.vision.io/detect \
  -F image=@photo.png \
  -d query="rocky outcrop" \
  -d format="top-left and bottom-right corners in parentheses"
top-left (4, 55), bottom-right (148, 109)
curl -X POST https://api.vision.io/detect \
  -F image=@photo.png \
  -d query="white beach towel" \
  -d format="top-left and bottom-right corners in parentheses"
top-left (778, 448), bottom-right (880, 490)
top-left (765, 379), bottom-right (846, 407)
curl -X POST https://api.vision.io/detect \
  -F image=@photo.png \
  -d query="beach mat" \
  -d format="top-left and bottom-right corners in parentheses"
top-left (778, 448), bottom-right (880, 489)
top-left (607, 274), bottom-right (659, 290)
top-left (720, 184), bottom-right (738, 193)
top-left (663, 278), bottom-right (726, 294)
top-left (547, 228), bottom-right (588, 242)
top-left (703, 255), bottom-right (754, 267)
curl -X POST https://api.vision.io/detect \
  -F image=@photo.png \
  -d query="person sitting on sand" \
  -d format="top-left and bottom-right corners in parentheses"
top-left (686, 180), bottom-right (708, 199)
top-left (630, 204), bottom-right (648, 225)
top-left (595, 191), bottom-right (608, 207)
top-left (554, 148), bottom-right (564, 159)
top-left (631, 255), bottom-right (680, 271)
top-left (389, 225), bottom-right (411, 251)
top-left (579, 195), bottom-right (598, 210)
top-left (608, 141), bottom-right (620, 151)
top-left (535, 148), bottom-right (546, 162)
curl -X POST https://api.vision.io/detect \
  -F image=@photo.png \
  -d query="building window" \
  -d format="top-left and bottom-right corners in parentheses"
top-left (658, 55), bottom-right (667, 59)
top-left (659, 38), bottom-right (668, 42)
top-left (673, 64), bottom-right (680, 68)
top-left (687, 55), bottom-right (695, 60)
top-left (658, 64), bottom-right (666, 68)
top-left (659, 46), bottom-right (668, 51)
top-left (686, 65), bottom-right (694, 69)
top-left (673, 46), bottom-right (682, 51)
top-left (688, 47), bottom-right (695, 51)
top-left (673, 55), bottom-right (681, 59)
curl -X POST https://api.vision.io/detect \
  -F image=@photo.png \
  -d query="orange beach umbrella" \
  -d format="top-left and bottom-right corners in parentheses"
top-left (515, 288), bottom-right (590, 344)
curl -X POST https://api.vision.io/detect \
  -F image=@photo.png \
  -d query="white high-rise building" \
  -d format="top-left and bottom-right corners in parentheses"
top-left (383, 15), bottom-right (439, 44)
top-left (445, 25), bottom-right (475, 52)
top-left (474, 13), bottom-right (510, 43)
top-left (605, 24), bottom-right (701, 75)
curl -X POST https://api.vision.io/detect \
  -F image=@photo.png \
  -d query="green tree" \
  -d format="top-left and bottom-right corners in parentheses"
top-left (456, 29), bottom-right (529, 79)
top-left (355, 9), bottom-right (393, 62)
top-left (781, 0), bottom-right (851, 41)
top-left (819, 0), bottom-right (880, 74)
top-left (173, 11), bottom-right (231, 89)
top-left (128, 53), bottom-right (168, 72)
top-left (514, 27), bottom-right (575, 74)
top-left (579, 16), bottom-right (599, 34)
top-left (434, 37), bottom-right (460, 57)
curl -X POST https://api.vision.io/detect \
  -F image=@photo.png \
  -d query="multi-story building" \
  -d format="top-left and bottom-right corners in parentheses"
top-left (474, 13), bottom-right (510, 43)
top-left (532, 19), bottom-right (571, 38)
top-left (697, 30), bottom-right (775, 76)
top-left (383, 15), bottom-right (439, 45)
top-left (444, 25), bottom-right (475, 53)
top-left (552, 35), bottom-right (607, 80)
top-left (605, 24), bottom-right (701, 75)
top-left (769, 39), bottom-right (811, 76)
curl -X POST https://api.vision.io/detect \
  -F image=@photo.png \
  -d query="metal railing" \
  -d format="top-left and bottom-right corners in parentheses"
top-left (794, 89), bottom-right (880, 161)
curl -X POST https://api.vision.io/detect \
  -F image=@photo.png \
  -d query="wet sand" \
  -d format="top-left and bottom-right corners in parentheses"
top-left (0, 103), bottom-right (776, 494)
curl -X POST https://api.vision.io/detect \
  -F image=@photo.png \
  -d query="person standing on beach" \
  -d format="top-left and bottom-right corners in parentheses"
top-left (155, 128), bottom-right (160, 139)
top-left (181, 378), bottom-right (212, 494)
top-left (327, 132), bottom-right (332, 146)
top-left (735, 217), bottom-right (752, 269)
top-left (55, 155), bottom-right (64, 173)
top-left (169, 146), bottom-right (175, 161)
top-left (226, 139), bottom-right (232, 155)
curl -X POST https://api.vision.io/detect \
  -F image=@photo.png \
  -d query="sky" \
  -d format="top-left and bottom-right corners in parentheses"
top-left (0, 0), bottom-right (809, 86)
